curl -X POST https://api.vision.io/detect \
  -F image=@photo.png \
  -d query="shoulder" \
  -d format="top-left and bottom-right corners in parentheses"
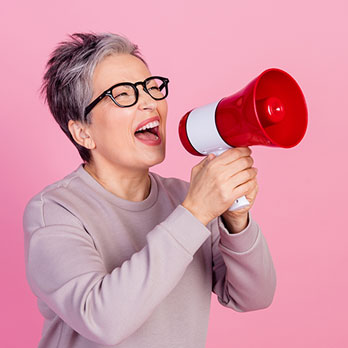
top-left (23, 165), bottom-right (85, 234)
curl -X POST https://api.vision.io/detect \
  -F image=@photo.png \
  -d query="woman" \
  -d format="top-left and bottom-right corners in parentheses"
top-left (23, 32), bottom-right (276, 348)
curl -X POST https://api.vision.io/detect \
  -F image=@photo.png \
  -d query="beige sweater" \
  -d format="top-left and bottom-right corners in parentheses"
top-left (23, 163), bottom-right (276, 347)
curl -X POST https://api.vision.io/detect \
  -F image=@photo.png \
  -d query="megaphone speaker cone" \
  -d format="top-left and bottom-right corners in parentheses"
top-left (215, 68), bottom-right (308, 149)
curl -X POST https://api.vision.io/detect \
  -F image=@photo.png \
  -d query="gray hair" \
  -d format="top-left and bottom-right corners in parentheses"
top-left (41, 32), bottom-right (147, 163)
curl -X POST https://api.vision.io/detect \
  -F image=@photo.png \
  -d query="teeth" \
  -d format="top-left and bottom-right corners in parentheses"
top-left (137, 120), bottom-right (159, 132)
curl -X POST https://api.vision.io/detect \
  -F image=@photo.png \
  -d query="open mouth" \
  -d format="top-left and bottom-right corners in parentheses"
top-left (134, 120), bottom-right (160, 142)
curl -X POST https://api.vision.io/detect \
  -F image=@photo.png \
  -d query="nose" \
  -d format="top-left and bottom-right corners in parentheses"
top-left (137, 86), bottom-right (157, 111)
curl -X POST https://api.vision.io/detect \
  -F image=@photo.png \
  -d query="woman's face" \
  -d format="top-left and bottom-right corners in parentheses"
top-left (87, 54), bottom-right (168, 173)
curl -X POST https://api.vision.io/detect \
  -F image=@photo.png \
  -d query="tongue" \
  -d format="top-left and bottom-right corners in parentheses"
top-left (135, 130), bottom-right (158, 141)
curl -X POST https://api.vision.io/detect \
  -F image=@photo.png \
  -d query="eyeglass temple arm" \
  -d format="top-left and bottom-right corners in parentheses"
top-left (84, 92), bottom-right (108, 117)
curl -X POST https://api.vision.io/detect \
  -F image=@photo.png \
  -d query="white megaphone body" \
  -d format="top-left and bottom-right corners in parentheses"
top-left (179, 68), bottom-right (308, 211)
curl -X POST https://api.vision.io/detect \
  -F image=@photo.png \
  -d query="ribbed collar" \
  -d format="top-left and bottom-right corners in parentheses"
top-left (75, 163), bottom-right (159, 212)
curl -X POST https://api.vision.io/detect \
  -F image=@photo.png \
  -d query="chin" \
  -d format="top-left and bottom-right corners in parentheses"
top-left (146, 149), bottom-right (166, 168)
top-left (150, 154), bottom-right (165, 167)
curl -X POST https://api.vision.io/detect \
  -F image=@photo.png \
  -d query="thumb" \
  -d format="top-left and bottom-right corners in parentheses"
top-left (194, 154), bottom-right (215, 173)
top-left (202, 153), bottom-right (215, 167)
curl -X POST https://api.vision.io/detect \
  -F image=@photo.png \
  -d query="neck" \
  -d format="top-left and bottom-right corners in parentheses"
top-left (83, 161), bottom-right (151, 202)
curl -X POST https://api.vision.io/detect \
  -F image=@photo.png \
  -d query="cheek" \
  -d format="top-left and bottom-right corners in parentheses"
top-left (158, 100), bottom-right (168, 125)
top-left (93, 112), bottom-right (134, 148)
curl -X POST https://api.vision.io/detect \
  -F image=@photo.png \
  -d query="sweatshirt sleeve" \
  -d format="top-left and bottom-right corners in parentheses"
top-left (210, 212), bottom-right (276, 312)
top-left (23, 198), bottom-right (211, 346)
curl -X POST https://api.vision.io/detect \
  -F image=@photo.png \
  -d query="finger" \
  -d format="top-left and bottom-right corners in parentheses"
top-left (247, 180), bottom-right (259, 200)
top-left (230, 156), bottom-right (254, 173)
top-left (228, 167), bottom-right (258, 188)
top-left (244, 179), bottom-right (258, 204)
top-left (214, 147), bottom-right (252, 165)
top-left (218, 156), bottom-right (255, 181)
top-left (231, 178), bottom-right (257, 203)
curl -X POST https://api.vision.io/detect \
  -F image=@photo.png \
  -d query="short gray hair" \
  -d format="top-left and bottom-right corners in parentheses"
top-left (41, 32), bottom-right (147, 163)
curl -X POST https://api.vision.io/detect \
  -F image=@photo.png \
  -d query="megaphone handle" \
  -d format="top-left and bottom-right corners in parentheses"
top-left (228, 195), bottom-right (250, 211)
top-left (211, 149), bottom-right (250, 211)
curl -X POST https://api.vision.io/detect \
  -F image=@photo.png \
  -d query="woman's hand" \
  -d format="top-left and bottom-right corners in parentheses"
top-left (182, 147), bottom-right (258, 227)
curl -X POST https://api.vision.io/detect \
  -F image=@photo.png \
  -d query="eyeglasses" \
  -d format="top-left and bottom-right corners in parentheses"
top-left (84, 76), bottom-right (169, 116)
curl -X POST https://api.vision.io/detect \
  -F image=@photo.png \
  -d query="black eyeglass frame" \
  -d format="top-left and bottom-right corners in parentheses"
top-left (84, 76), bottom-right (169, 117)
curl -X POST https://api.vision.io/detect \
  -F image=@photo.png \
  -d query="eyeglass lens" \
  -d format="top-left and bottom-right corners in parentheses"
top-left (111, 77), bottom-right (167, 106)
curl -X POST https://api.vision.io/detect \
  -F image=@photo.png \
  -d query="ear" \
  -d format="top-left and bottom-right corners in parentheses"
top-left (68, 120), bottom-right (96, 150)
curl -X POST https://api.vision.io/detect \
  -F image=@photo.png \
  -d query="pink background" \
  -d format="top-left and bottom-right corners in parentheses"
top-left (1, 0), bottom-right (347, 347)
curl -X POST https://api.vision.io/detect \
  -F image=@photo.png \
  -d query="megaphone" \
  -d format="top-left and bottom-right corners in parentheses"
top-left (179, 68), bottom-right (308, 211)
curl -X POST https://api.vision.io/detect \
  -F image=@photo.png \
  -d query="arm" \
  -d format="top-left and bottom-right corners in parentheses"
top-left (181, 147), bottom-right (276, 311)
top-left (23, 202), bottom-right (210, 346)
top-left (210, 212), bottom-right (276, 312)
